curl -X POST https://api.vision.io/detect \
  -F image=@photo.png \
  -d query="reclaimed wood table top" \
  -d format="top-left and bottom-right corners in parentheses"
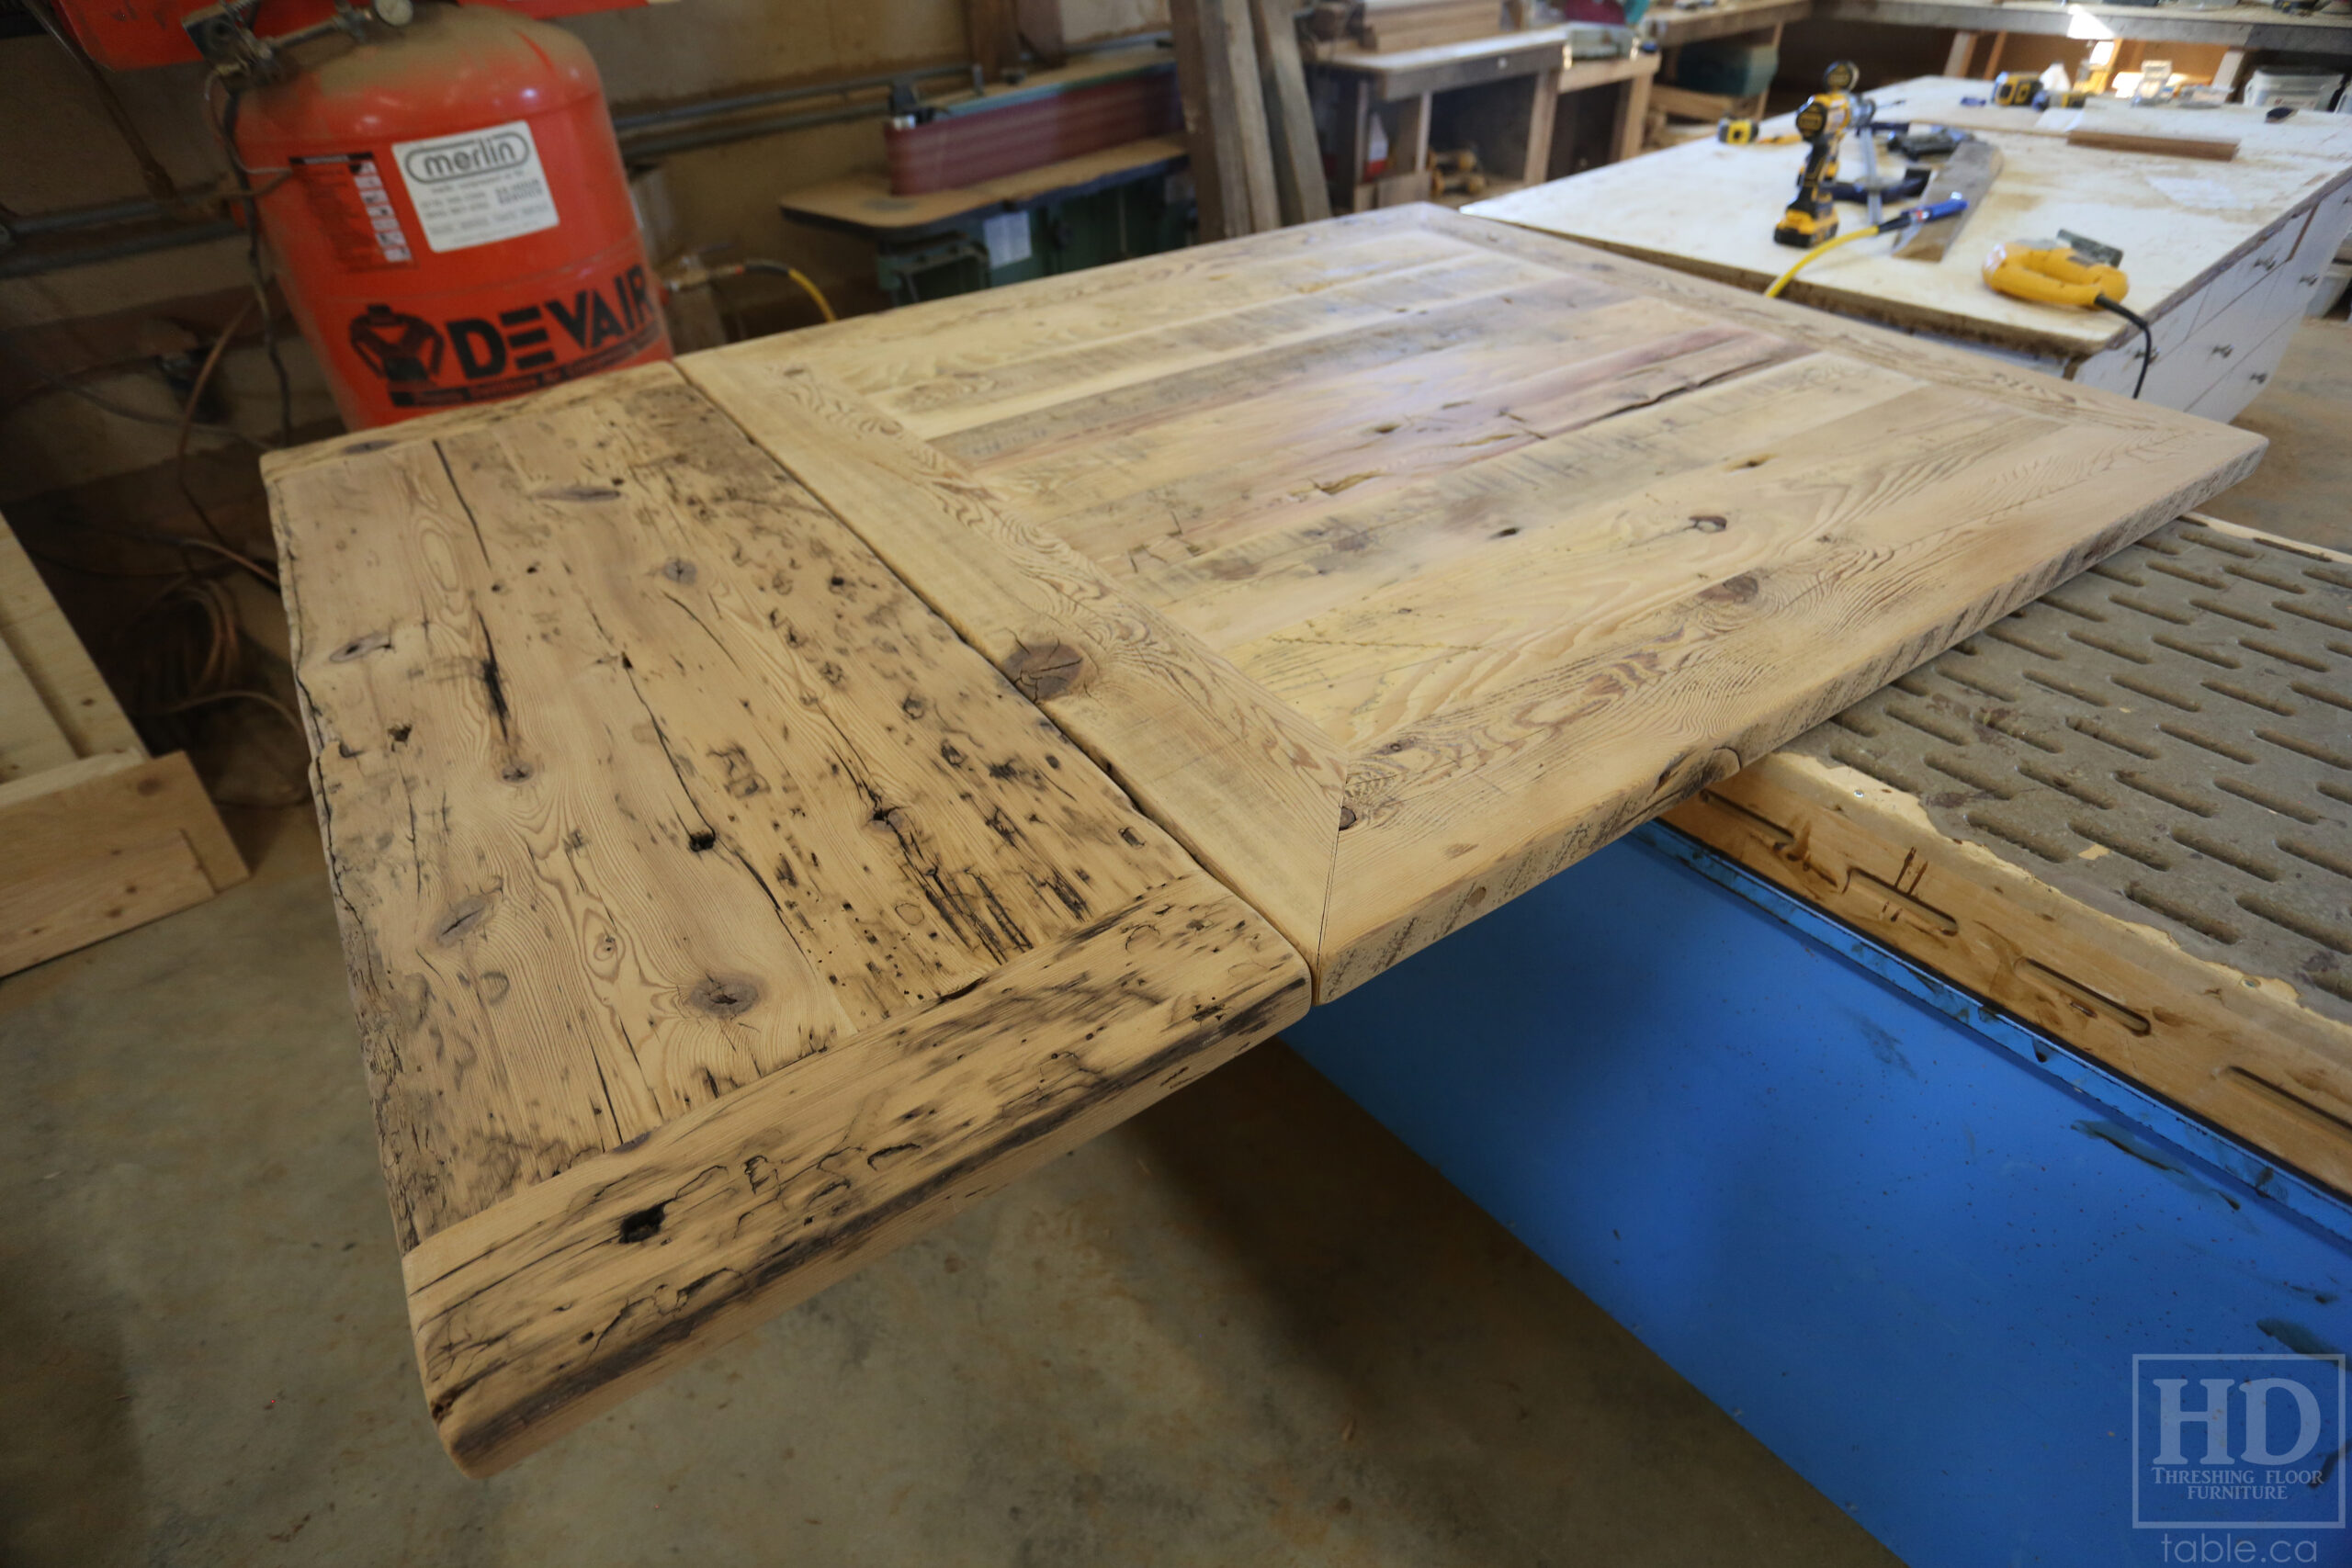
top-left (267, 201), bottom-right (2260, 1474)
top-left (1470, 76), bottom-right (2352, 359)
top-left (265, 370), bottom-right (1310, 1475)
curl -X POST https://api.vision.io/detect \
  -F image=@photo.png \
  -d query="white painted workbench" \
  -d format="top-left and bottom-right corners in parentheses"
top-left (1471, 75), bottom-right (2352, 419)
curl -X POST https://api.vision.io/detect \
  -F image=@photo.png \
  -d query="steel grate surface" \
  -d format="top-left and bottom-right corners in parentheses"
top-left (1786, 517), bottom-right (2352, 1024)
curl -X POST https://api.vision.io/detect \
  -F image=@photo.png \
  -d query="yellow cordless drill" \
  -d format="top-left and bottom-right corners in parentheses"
top-left (1774, 61), bottom-right (1861, 250)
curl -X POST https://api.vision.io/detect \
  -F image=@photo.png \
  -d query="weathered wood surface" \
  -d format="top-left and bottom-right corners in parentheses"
top-left (263, 364), bottom-right (1310, 1474)
top-left (0, 519), bottom-right (141, 767)
top-left (1470, 75), bottom-right (2352, 358)
top-left (684, 203), bottom-right (2263, 1000)
top-left (0, 750), bottom-right (246, 976)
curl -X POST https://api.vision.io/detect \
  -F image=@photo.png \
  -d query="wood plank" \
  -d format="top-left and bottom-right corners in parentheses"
top-left (1887, 135), bottom-right (2003, 263)
top-left (2066, 128), bottom-right (2239, 164)
top-left (0, 829), bottom-right (212, 977)
top-left (679, 353), bottom-right (1351, 964)
top-left (1170, 0), bottom-right (1282, 239)
top-left (0, 637), bottom-right (74, 784)
top-left (0, 513), bottom-right (144, 761)
top-left (1251, 0), bottom-right (1334, 224)
top-left (685, 204), bottom-right (2263, 999)
top-left (0, 750), bottom-right (247, 977)
top-left (405, 874), bottom-right (1301, 1476)
top-left (264, 362), bottom-right (1310, 1472)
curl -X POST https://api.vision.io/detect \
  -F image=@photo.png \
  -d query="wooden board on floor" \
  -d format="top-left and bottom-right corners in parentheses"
top-left (0, 750), bottom-right (247, 975)
top-left (682, 202), bottom-right (2263, 1003)
top-left (1468, 74), bottom-right (2352, 359)
top-left (0, 521), bottom-right (142, 761)
top-left (0, 510), bottom-right (246, 977)
top-left (262, 366), bottom-right (1310, 1476)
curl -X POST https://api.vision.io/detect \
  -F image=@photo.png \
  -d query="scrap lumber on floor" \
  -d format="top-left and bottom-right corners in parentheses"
top-left (0, 513), bottom-right (245, 976)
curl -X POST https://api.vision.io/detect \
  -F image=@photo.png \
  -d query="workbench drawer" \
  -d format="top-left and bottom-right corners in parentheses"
top-left (2140, 259), bottom-right (2290, 412)
top-left (2269, 180), bottom-right (2352, 321)
top-left (2070, 294), bottom-right (2201, 400)
top-left (2188, 210), bottom-right (2303, 335)
top-left (2182, 307), bottom-right (2301, 423)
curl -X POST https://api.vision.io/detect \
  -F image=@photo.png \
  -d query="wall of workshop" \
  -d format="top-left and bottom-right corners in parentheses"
top-left (0, 0), bottom-right (971, 502)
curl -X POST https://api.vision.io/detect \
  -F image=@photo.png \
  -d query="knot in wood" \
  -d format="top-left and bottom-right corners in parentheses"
top-left (1699, 572), bottom-right (1759, 604)
top-left (687, 976), bottom-right (761, 1020)
top-left (1002, 640), bottom-right (1090, 703)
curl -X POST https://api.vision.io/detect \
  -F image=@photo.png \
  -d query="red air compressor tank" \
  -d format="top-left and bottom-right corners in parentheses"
top-left (234, 4), bottom-right (669, 429)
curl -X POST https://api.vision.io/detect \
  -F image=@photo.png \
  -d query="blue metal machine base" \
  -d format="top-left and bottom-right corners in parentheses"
top-left (1286, 828), bottom-right (2352, 1568)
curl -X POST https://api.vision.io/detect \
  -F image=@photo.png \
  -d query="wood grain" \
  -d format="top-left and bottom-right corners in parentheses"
top-left (680, 355), bottom-right (1351, 964)
top-left (685, 204), bottom-right (2262, 999)
top-left (265, 362), bottom-right (1309, 1472)
top-left (0, 516), bottom-right (142, 761)
top-left (405, 877), bottom-right (1302, 1476)
top-left (0, 750), bottom-right (249, 977)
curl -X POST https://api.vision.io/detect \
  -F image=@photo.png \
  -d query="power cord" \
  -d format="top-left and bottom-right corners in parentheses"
top-left (2094, 296), bottom-right (2155, 399)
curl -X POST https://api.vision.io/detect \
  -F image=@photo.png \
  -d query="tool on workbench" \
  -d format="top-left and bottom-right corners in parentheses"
top-left (1886, 134), bottom-right (2002, 263)
top-left (1989, 71), bottom-right (2040, 107)
top-left (1961, 73), bottom-right (2088, 111)
top-left (1430, 149), bottom-right (1487, 200)
top-left (1717, 117), bottom-right (1798, 146)
top-left (1983, 231), bottom-right (2155, 397)
top-left (1774, 60), bottom-right (1862, 249)
top-left (1764, 195), bottom-right (1971, 297)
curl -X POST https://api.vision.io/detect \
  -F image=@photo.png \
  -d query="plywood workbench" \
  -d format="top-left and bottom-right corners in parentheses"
top-left (1473, 75), bottom-right (2352, 418)
top-left (266, 203), bottom-right (2259, 1474)
top-left (1308, 31), bottom-right (1658, 212)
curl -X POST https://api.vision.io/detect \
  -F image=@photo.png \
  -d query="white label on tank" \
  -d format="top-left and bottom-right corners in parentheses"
top-left (391, 119), bottom-right (560, 253)
top-left (982, 211), bottom-right (1032, 270)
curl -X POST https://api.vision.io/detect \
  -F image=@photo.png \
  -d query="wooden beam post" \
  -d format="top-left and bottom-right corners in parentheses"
top-left (1171, 0), bottom-right (1283, 238)
top-left (1252, 0), bottom-right (1334, 224)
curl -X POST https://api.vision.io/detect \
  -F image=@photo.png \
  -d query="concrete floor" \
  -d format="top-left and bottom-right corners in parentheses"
top-left (2, 815), bottom-right (1896, 1567)
top-left (5, 319), bottom-right (2346, 1568)
top-left (2211, 318), bottom-right (2352, 557)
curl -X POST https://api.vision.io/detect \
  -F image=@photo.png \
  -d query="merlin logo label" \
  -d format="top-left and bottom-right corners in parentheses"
top-left (398, 130), bottom-right (531, 185)
top-left (347, 264), bottom-right (661, 410)
top-left (390, 120), bottom-right (558, 252)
